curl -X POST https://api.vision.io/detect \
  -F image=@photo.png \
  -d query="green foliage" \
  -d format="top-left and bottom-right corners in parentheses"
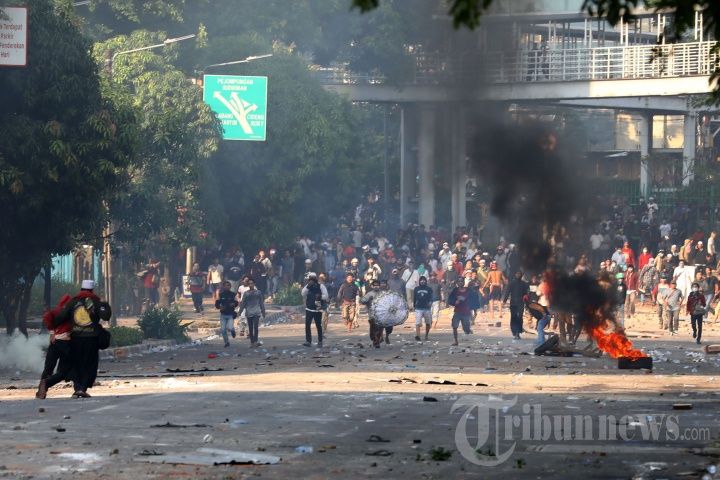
top-left (199, 43), bottom-right (386, 249)
top-left (0, 0), bottom-right (134, 333)
top-left (29, 277), bottom-right (79, 318)
top-left (429, 447), bottom-right (453, 461)
top-left (93, 30), bottom-right (221, 257)
top-left (273, 284), bottom-right (304, 306)
top-left (108, 326), bottom-right (144, 346)
top-left (138, 306), bottom-right (190, 342)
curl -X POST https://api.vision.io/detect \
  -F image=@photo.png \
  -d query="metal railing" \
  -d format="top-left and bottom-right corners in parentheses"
top-left (486, 41), bottom-right (718, 84)
top-left (315, 41), bottom-right (718, 86)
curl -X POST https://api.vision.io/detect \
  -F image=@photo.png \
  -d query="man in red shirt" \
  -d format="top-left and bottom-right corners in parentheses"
top-left (621, 241), bottom-right (635, 268)
top-left (624, 265), bottom-right (639, 319)
top-left (448, 279), bottom-right (478, 346)
top-left (638, 246), bottom-right (652, 270)
top-left (36, 294), bottom-right (72, 399)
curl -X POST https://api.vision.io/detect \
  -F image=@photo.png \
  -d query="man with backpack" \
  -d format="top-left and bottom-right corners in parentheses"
top-left (42, 280), bottom-right (111, 399)
top-left (301, 273), bottom-right (328, 347)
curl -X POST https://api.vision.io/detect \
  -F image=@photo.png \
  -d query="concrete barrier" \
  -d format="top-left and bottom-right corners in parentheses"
top-left (101, 339), bottom-right (177, 360)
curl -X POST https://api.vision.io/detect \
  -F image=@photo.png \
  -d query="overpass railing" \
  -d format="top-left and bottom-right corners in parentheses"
top-left (486, 41), bottom-right (718, 83)
top-left (315, 41), bottom-right (718, 86)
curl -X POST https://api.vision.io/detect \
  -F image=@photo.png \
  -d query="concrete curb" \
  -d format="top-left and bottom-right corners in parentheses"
top-left (101, 339), bottom-right (177, 360)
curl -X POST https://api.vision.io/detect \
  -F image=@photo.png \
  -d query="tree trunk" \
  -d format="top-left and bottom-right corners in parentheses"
top-left (2, 284), bottom-right (20, 335)
top-left (17, 279), bottom-right (34, 337)
top-left (43, 262), bottom-right (52, 311)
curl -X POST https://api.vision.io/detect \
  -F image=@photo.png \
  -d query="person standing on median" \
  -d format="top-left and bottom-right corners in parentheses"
top-left (215, 281), bottom-right (239, 348)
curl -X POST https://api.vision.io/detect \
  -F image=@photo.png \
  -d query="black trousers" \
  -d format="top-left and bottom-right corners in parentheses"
top-left (247, 315), bottom-right (260, 343)
top-left (305, 310), bottom-right (323, 343)
top-left (70, 336), bottom-right (100, 392)
top-left (510, 305), bottom-right (524, 336)
top-left (691, 314), bottom-right (703, 341)
top-left (42, 340), bottom-right (73, 389)
top-left (191, 292), bottom-right (203, 312)
top-left (369, 319), bottom-right (383, 345)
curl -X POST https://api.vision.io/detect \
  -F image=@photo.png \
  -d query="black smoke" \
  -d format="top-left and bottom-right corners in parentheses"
top-left (471, 113), bottom-right (619, 331)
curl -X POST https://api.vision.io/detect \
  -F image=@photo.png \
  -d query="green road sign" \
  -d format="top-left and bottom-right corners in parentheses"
top-left (203, 75), bottom-right (268, 141)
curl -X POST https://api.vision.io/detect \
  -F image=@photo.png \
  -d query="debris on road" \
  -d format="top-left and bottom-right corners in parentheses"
top-left (702, 345), bottom-right (720, 354)
top-left (134, 447), bottom-right (280, 465)
top-left (150, 422), bottom-right (209, 428)
top-left (618, 357), bottom-right (653, 370)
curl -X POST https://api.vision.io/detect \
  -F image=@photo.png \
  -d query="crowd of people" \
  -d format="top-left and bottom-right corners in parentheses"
top-left (185, 192), bottom-right (720, 350)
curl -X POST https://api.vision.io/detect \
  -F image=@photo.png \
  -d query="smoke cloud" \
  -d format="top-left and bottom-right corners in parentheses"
top-left (471, 113), bottom-right (619, 332)
top-left (0, 333), bottom-right (49, 374)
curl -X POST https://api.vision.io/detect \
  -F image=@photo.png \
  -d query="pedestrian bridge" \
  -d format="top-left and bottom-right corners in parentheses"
top-left (318, 41), bottom-right (718, 102)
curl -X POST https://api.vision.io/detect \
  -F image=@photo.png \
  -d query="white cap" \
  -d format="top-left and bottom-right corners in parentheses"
top-left (81, 279), bottom-right (95, 290)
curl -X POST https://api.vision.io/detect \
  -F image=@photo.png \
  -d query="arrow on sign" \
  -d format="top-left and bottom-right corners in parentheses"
top-left (213, 91), bottom-right (257, 134)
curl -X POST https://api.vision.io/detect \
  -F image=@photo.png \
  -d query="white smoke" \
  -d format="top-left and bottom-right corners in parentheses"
top-left (0, 333), bottom-right (49, 373)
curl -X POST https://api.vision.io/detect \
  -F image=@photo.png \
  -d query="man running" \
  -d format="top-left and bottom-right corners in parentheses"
top-left (337, 274), bottom-right (360, 332)
top-left (413, 276), bottom-right (433, 341)
top-left (448, 279), bottom-right (477, 346)
top-left (215, 281), bottom-right (238, 348)
top-left (503, 270), bottom-right (529, 339)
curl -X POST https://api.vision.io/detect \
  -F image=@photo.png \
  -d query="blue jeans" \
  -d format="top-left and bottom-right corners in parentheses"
top-left (536, 314), bottom-right (550, 345)
top-left (220, 314), bottom-right (235, 345)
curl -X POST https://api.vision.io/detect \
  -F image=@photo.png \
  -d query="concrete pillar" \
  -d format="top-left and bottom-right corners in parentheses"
top-left (639, 114), bottom-right (650, 197)
top-left (683, 113), bottom-right (696, 186)
top-left (451, 107), bottom-right (467, 231)
top-left (399, 106), bottom-right (417, 227)
top-left (418, 107), bottom-right (435, 227)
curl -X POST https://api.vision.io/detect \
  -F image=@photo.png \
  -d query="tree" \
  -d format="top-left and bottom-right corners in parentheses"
top-left (92, 30), bottom-right (221, 306)
top-left (196, 38), bottom-right (386, 250)
top-left (0, 0), bottom-right (135, 334)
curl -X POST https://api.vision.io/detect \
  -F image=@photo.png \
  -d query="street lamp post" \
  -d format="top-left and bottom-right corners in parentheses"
top-left (192, 54), bottom-right (273, 86)
top-left (102, 34), bottom-right (196, 324)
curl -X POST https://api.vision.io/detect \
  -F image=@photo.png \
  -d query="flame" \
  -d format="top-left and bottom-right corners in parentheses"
top-left (590, 325), bottom-right (647, 359)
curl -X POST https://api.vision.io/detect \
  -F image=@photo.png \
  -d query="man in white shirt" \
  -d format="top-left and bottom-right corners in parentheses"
top-left (207, 258), bottom-right (224, 301)
top-left (708, 231), bottom-right (717, 264)
top-left (647, 197), bottom-right (658, 221)
top-left (590, 229), bottom-right (604, 265)
top-left (402, 261), bottom-right (420, 310)
top-left (659, 221), bottom-right (672, 240)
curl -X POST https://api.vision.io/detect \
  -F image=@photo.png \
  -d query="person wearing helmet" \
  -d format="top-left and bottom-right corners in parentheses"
top-left (483, 261), bottom-right (507, 322)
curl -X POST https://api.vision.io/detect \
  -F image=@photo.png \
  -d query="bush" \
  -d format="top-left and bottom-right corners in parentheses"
top-left (108, 326), bottom-right (144, 347)
top-left (138, 307), bottom-right (190, 342)
top-left (272, 283), bottom-right (303, 306)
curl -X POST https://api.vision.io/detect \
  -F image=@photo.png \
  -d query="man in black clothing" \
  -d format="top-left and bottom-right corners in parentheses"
top-left (215, 281), bottom-right (239, 348)
top-left (503, 270), bottom-right (529, 339)
top-left (413, 276), bottom-right (434, 341)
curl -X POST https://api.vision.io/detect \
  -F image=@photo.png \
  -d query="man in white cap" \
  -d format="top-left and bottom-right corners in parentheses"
top-left (48, 280), bottom-right (110, 398)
